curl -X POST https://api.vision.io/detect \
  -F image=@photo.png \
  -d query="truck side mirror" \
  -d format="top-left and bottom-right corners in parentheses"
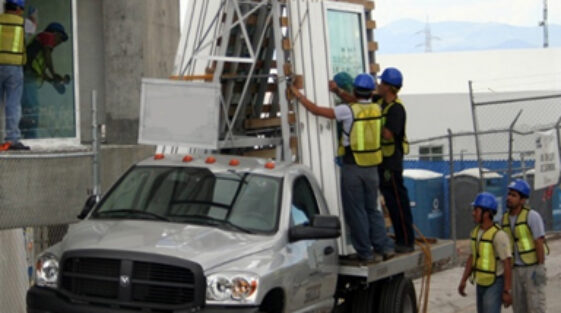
top-left (77, 195), bottom-right (99, 220)
top-left (289, 215), bottom-right (341, 242)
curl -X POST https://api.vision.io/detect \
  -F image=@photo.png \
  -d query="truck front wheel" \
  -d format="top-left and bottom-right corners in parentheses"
top-left (258, 289), bottom-right (284, 313)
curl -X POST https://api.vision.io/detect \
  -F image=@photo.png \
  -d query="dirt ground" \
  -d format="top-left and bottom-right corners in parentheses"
top-left (414, 232), bottom-right (561, 313)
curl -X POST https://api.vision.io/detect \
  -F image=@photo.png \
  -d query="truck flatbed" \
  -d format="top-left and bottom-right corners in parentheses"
top-left (339, 239), bottom-right (455, 283)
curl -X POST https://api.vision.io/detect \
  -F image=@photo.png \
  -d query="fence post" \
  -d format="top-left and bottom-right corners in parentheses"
top-left (469, 80), bottom-right (484, 191)
top-left (448, 129), bottom-right (457, 264)
top-left (91, 90), bottom-right (101, 199)
top-left (507, 110), bottom-right (523, 184)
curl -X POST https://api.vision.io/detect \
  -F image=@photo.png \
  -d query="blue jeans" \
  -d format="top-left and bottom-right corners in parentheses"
top-left (20, 75), bottom-right (41, 138)
top-left (0, 65), bottom-right (23, 142)
top-left (476, 275), bottom-right (504, 313)
top-left (341, 164), bottom-right (393, 258)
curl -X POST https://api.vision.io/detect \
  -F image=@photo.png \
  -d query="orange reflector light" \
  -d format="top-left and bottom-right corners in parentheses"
top-left (229, 159), bottom-right (240, 166)
top-left (206, 156), bottom-right (216, 164)
top-left (265, 162), bottom-right (275, 169)
top-left (183, 155), bottom-right (193, 162)
top-left (154, 153), bottom-right (165, 160)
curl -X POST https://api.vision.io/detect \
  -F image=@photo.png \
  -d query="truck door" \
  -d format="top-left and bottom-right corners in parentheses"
top-left (286, 176), bottom-right (338, 312)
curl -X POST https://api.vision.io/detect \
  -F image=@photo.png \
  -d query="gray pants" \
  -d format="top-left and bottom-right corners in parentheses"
top-left (513, 265), bottom-right (547, 313)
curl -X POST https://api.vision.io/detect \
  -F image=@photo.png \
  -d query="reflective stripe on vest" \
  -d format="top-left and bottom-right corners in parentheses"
top-left (381, 98), bottom-right (409, 157)
top-left (502, 208), bottom-right (548, 265)
top-left (0, 14), bottom-right (25, 65)
top-left (470, 225), bottom-right (500, 286)
top-left (343, 102), bottom-right (383, 166)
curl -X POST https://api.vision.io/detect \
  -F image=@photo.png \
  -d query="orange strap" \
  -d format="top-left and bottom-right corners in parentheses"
top-left (0, 142), bottom-right (11, 151)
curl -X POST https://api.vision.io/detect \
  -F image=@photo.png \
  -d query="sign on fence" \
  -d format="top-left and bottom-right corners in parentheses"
top-left (534, 130), bottom-right (560, 190)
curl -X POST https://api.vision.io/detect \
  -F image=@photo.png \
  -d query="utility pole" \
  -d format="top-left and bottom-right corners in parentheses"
top-left (539, 0), bottom-right (549, 48)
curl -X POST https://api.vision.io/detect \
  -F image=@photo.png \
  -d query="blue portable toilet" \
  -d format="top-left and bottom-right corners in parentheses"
top-left (403, 169), bottom-right (445, 238)
top-left (449, 168), bottom-right (504, 239)
top-left (552, 185), bottom-right (561, 231)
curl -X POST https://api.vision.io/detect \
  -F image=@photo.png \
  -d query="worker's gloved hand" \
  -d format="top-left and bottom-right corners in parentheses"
top-left (53, 74), bottom-right (63, 83)
top-left (532, 264), bottom-right (547, 286)
top-left (328, 80), bottom-right (338, 92)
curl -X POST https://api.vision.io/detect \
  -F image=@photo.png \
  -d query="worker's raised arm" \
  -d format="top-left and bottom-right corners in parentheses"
top-left (289, 85), bottom-right (336, 119)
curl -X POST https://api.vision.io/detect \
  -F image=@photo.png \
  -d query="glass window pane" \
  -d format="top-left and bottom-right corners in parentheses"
top-left (327, 9), bottom-right (365, 78)
top-left (21, 0), bottom-right (75, 139)
top-left (291, 176), bottom-right (320, 226)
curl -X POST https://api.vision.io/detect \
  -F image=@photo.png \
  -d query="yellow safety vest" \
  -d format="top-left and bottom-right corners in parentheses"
top-left (381, 98), bottom-right (409, 157)
top-left (470, 224), bottom-right (500, 286)
top-left (502, 208), bottom-right (549, 265)
top-left (0, 13), bottom-right (26, 65)
top-left (337, 102), bottom-right (383, 167)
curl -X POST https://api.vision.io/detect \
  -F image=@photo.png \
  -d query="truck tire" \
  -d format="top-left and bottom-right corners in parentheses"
top-left (377, 275), bottom-right (417, 313)
top-left (258, 289), bottom-right (284, 313)
top-left (349, 283), bottom-right (379, 313)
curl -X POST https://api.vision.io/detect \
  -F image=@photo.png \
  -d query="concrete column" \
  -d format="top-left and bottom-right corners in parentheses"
top-left (102, 0), bottom-right (180, 144)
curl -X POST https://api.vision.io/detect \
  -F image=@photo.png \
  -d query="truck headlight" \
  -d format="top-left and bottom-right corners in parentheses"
top-left (206, 273), bottom-right (259, 304)
top-left (35, 253), bottom-right (59, 288)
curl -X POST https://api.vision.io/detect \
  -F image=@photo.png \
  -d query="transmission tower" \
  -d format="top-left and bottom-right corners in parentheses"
top-left (415, 17), bottom-right (440, 53)
top-left (539, 0), bottom-right (549, 48)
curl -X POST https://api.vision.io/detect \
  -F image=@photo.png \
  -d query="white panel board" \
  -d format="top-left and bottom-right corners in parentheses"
top-left (288, 0), bottom-right (367, 256)
top-left (139, 79), bottom-right (221, 149)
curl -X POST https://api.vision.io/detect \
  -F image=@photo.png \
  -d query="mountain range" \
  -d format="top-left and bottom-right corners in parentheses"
top-left (376, 19), bottom-right (561, 54)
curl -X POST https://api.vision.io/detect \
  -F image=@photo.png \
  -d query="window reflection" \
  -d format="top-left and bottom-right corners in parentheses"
top-left (327, 10), bottom-right (365, 78)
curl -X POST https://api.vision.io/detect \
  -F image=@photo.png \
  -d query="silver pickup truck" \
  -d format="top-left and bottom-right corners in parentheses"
top-left (27, 154), bottom-right (454, 313)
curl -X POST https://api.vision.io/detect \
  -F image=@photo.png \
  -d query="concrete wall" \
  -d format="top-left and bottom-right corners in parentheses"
top-left (0, 145), bottom-right (155, 230)
top-left (101, 0), bottom-right (180, 144)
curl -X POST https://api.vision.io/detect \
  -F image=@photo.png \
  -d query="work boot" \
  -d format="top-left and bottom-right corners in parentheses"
top-left (395, 244), bottom-right (414, 254)
top-left (8, 142), bottom-right (30, 150)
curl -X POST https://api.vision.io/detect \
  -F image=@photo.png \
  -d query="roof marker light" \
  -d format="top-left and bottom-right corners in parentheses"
top-left (265, 162), bottom-right (275, 169)
top-left (229, 159), bottom-right (240, 166)
top-left (206, 156), bottom-right (216, 164)
top-left (154, 153), bottom-right (165, 160)
top-left (183, 155), bottom-right (194, 162)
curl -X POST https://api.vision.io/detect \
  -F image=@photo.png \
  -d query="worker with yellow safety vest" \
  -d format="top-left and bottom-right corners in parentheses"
top-left (504, 179), bottom-right (548, 313)
top-left (458, 192), bottom-right (513, 313)
top-left (376, 67), bottom-right (414, 253)
top-left (0, 0), bottom-right (30, 150)
top-left (289, 74), bottom-right (395, 263)
top-left (19, 22), bottom-right (68, 138)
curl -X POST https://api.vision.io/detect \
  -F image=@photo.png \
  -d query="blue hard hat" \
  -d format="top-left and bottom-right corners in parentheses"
top-left (353, 73), bottom-right (376, 91)
top-left (508, 179), bottom-right (530, 198)
top-left (380, 67), bottom-right (403, 88)
top-left (471, 192), bottom-right (498, 213)
top-left (45, 22), bottom-right (69, 42)
top-left (6, 0), bottom-right (25, 8)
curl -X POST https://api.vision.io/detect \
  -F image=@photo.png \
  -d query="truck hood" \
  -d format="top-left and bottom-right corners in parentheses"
top-left (61, 219), bottom-right (276, 271)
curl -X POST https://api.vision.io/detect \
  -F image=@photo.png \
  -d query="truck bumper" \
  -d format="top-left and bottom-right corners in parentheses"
top-left (27, 286), bottom-right (260, 313)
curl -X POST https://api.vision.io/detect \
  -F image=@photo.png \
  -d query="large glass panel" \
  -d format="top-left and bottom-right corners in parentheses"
top-left (20, 0), bottom-right (75, 139)
top-left (94, 166), bottom-right (282, 233)
top-left (327, 10), bottom-right (365, 78)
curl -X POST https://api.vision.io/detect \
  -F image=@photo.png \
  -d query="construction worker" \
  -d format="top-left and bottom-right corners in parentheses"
top-left (0, 0), bottom-right (30, 150)
top-left (503, 179), bottom-right (548, 313)
top-left (20, 22), bottom-right (68, 138)
top-left (376, 67), bottom-right (413, 253)
top-left (458, 192), bottom-right (513, 313)
top-left (289, 74), bottom-right (394, 262)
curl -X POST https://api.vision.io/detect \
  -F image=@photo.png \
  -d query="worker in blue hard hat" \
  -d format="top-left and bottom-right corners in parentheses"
top-left (459, 192), bottom-right (513, 313)
top-left (290, 73), bottom-right (394, 263)
top-left (503, 179), bottom-right (548, 313)
top-left (20, 21), bottom-right (70, 138)
top-left (375, 67), bottom-right (414, 253)
top-left (0, 0), bottom-right (31, 150)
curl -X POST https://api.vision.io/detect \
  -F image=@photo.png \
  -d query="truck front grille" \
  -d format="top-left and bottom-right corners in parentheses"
top-left (59, 250), bottom-right (205, 312)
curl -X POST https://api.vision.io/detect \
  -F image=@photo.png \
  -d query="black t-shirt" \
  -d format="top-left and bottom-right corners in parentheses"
top-left (380, 99), bottom-right (406, 170)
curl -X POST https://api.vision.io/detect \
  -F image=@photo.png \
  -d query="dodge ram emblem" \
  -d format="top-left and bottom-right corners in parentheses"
top-left (120, 275), bottom-right (130, 288)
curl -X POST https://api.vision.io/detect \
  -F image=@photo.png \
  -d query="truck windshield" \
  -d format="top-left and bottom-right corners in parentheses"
top-left (92, 166), bottom-right (282, 233)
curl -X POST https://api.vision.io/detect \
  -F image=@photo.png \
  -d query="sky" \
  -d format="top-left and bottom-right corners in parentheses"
top-left (181, 0), bottom-right (560, 29)
top-left (373, 0), bottom-right (560, 27)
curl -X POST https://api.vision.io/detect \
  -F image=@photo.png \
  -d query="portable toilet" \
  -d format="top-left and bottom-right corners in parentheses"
top-left (552, 184), bottom-right (561, 231)
top-left (513, 170), bottom-right (555, 231)
top-left (403, 169), bottom-right (445, 238)
top-left (449, 168), bottom-right (504, 239)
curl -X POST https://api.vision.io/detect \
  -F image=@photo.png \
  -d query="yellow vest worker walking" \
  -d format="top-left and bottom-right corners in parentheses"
top-left (290, 73), bottom-right (394, 263)
top-left (458, 192), bottom-right (513, 313)
top-left (504, 179), bottom-right (548, 313)
top-left (0, 0), bottom-right (29, 150)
